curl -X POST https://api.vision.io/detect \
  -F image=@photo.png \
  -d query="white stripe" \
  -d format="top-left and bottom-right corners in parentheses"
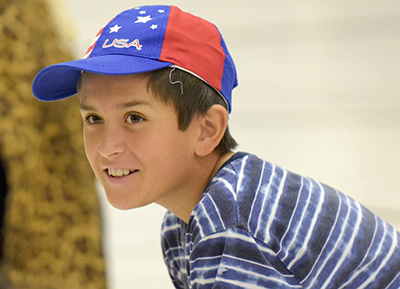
top-left (258, 242), bottom-right (278, 256)
top-left (385, 270), bottom-right (400, 289)
top-left (161, 222), bottom-right (180, 234)
top-left (163, 253), bottom-right (187, 262)
top-left (303, 193), bottom-right (351, 286)
top-left (221, 166), bottom-right (236, 175)
top-left (163, 244), bottom-right (185, 256)
top-left (221, 254), bottom-right (278, 272)
top-left (277, 177), bottom-right (304, 256)
top-left (192, 271), bottom-right (301, 288)
top-left (302, 189), bottom-right (342, 283)
top-left (236, 155), bottom-right (249, 195)
top-left (218, 264), bottom-right (298, 285)
top-left (320, 201), bottom-right (364, 289)
top-left (191, 258), bottom-right (301, 288)
top-left (196, 229), bottom-right (254, 245)
top-left (213, 177), bottom-right (237, 201)
top-left (265, 168), bottom-right (288, 242)
top-left (337, 215), bottom-right (381, 288)
top-left (192, 212), bottom-right (205, 238)
top-left (210, 197), bottom-right (227, 230)
top-left (191, 264), bottom-right (220, 273)
top-left (191, 253), bottom-right (276, 273)
top-left (357, 225), bottom-right (398, 289)
top-left (83, 35), bottom-right (101, 58)
top-left (209, 278), bottom-right (300, 289)
top-left (200, 202), bottom-right (217, 232)
top-left (288, 181), bottom-right (325, 268)
top-left (282, 178), bottom-right (313, 263)
top-left (191, 230), bottom-right (286, 273)
top-left (247, 161), bottom-right (266, 230)
top-left (254, 164), bottom-right (276, 237)
top-left (190, 254), bottom-right (221, 264)
top-left (89, 35), bottom-right (100, 47)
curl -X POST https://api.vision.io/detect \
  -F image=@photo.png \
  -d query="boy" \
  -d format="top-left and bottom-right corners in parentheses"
top-left (32, 5), bottom-right (400, 289)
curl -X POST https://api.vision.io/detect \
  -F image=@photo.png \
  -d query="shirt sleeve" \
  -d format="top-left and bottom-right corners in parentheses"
top-left (188, 227), bottom-right (302, 289)
top-left (161, 212), bottom-right (189, 289)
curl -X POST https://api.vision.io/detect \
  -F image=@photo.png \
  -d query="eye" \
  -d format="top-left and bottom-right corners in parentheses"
top-left (126, 113), bottom-right (145, 124)
top-left (86, 115), bottom-right (103, 124)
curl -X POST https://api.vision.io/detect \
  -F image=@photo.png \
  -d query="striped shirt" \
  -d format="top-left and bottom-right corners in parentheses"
top-left (161, 152), bottom-right (400, 288)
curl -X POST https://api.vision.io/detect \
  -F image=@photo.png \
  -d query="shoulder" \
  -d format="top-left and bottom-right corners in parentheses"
top-left (161, 211), bottom-right (183, 251)
top-left (189, 152), bottom-right (370, 248)
top-left (188, 153), bottom-right (294, 242)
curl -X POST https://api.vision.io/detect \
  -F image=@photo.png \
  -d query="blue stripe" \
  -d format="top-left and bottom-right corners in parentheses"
top-left (161, 153), bottom-right (400, 288)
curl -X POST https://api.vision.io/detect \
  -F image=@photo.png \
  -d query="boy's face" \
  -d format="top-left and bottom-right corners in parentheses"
top-left (79, 73), bottom-right (201, 210)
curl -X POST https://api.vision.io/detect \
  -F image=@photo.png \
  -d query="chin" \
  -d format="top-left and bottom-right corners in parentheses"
top-left (105, 192), bottom-right (148, 211)
top-left (109, 202), bottom-right (135, 210)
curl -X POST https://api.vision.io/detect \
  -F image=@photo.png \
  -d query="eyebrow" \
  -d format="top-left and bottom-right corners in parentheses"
top-left (80, 100), bottom-right (152, 111)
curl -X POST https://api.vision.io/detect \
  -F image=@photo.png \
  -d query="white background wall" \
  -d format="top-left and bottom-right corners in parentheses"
top-left (59, 1), bottom-right (400, 288)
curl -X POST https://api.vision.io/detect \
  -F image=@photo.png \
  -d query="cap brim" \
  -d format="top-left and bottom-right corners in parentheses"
top-left (32, 55), bottom-right (173, 101)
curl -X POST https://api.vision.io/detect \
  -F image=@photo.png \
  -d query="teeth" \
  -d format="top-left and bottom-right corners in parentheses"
top-left (108, 168), bottom-right (132, 177)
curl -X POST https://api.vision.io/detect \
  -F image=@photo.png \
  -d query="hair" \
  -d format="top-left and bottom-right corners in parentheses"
top-left (77, 67), bottom-right (238, 154)
top-left (143, 67), bottom-right (237, 155)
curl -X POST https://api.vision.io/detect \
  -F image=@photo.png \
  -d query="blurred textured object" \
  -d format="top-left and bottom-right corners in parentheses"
top-left (0, 0), bottom-right (106, 288)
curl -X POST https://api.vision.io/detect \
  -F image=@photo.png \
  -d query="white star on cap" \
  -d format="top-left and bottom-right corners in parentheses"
top-left (150, 24), bottom-right (158, 30)
top-left (109, 24), bottom-right (122, 33)
top-left (139, 10), bottom-right (146, 15)
top-left (158, 9), bottom-right (165, 13)
top-left (135, 15), bottom-right (152, 23)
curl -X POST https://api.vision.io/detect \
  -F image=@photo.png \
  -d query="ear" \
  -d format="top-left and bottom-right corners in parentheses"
top-left (195, 105), bottom-right (228, 157)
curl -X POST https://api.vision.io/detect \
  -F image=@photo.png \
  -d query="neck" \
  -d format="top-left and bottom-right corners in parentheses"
top-left (158, 150), bottom-right (235, 223)
top-left (208, 150), bottom-right (235, 183)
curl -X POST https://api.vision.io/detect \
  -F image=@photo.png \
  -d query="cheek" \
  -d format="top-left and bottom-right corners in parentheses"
top-left (83, 131), bottom-right (97, 168)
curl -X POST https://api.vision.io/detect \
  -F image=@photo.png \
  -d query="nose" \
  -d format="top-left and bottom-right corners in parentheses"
top-left (97, 125), bottom-right (126, 158)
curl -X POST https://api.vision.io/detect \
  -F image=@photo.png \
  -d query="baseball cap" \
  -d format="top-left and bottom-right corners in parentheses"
top-left (32, 5), bottom-right (238, 112)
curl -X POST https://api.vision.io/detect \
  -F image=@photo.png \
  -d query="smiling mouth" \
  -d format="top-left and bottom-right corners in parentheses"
top-left (107, 168), bottom-right (138, 178)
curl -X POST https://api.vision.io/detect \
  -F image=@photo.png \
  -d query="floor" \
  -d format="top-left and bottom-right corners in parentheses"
top-left (59, 1), bottom-right (400, 287)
